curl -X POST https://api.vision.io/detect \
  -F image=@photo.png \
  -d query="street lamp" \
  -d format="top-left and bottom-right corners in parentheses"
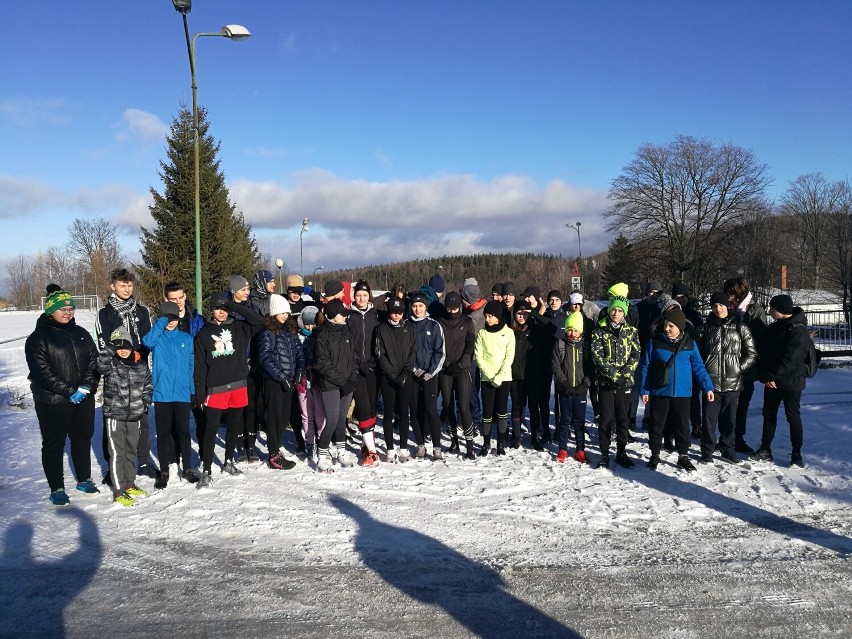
top-left (312, 266), bottom-right (324, 281)
top-left (275, 258), bottom-right (284, 292)
top-left (300, 218), bottom-right (310, 280)
top-left (566, 221), bottom-right (583, 292)
top-left (173, 0), bottom-right (250, 310)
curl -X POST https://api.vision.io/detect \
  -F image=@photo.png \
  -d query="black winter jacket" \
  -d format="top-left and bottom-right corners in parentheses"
top-left (96, 297), bottom-right (152, 358)
top-left (96, 350), bottom-right (153, 421)
top-left (26, 315), bottom-right (99, 406)
top-left (258, 325), bottom-right (306, 384)
top-left (437, 313), bottom-right (475, 375)
top-left (348, 304), bottom-right (380, 374)
top-left (552, 337), bottom-right (592, 395)
top-left (314, 320), bottom-right (359, 392)
top-left (194, 300), bottom-right (265, 399)
top-left (374, 319), bottom-right (417, 380)
top-left (757, 309), bottom-right (811, 392)
top-left (697, 313), bottom-right (757, 393)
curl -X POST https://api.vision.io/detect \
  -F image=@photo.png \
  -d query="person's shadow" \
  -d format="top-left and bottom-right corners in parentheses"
top-left (0, 509), bottom-right (102, 638)
top-left (329, 495), bottom-right (582, 638)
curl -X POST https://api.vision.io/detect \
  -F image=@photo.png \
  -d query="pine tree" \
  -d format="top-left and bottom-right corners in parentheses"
top-left (136, 105), bottom-right (260, 309)
top-left (602, 234), bottom-right (640, 297)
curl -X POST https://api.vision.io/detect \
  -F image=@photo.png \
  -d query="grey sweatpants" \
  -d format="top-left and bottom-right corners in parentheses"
top-left (107, 418), bottom-right (140, 495)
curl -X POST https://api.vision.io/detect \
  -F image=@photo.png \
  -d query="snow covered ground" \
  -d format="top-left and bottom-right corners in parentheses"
top-left (1, 310), bottom-right (851, 638)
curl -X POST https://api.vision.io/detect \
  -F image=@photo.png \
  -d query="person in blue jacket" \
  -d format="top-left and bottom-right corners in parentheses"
top-left (142, 301), bottom-right (199, 488)
top-left (639, 308), bottom-right (714, 472)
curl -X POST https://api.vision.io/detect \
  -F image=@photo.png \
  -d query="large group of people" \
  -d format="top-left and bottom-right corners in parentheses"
top-left (25, 267), bottom-right (814, 507)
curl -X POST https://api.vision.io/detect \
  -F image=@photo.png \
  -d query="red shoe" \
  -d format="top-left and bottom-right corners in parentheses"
top-left (362, 450), bottom-right (380, 466)
top-left (557, 450), bottom-right (568, 463)
top-left (574, 450), bottom-right (589, 464)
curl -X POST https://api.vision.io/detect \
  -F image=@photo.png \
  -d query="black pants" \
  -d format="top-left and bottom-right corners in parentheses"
top-left (438, 370), bottom-right (473, 440)
top-left (509, 379), bottom-right (528, 439)
top-left (243, 368), bottom-right (263, 449)
top-left (526, 374), bottom-right (552, 440)
top-left (480, 381), bottom-right (510, 439)
top-left (598, 387), bottom-right (631, 456)
top-left (735, 379), bottom-right (755, 442)
top-left (263, 378), bottom-right (293, 456)
top-left (36, 399), bottom-right (95, 491)
top-left (761, 387), bottom-right (803, 454)
top-left (701, 391), bottom-right (739, 457)
top-left (410, 376), bottom-right (441, 446)
top-left (199, 407), bottom-right (242, 472)
top-left (102, 411), bottom-right (150, 466)
top-left (648, 396), bottom-right (691, 456)
top-left (153, 401), bottom-right (192, 470)
top-left (353, 370), bottom-right (378, 429)
top-left (380, 374), bottom-right (412, 450)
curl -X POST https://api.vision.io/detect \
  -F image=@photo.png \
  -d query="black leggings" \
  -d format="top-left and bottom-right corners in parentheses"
top-left (410, 376), bottom-right (441, 446)
top-left (199, 407), bottom-right (242, 471)
top-left (353, 370), bottom-right (378, 429)
top-left (481, 381), bottom-right (510, 438)
top-left (263, 378), bottom-right (293, 455)
top-left (438, 371), bottom-right (473, 439)
top-left (380, 374), bottom-right (412, 450)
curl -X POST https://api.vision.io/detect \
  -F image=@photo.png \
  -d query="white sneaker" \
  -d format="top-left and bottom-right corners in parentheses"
top-left (397, 448), bottom-right (411, 463)
top-left (433, 448), bottom-right (443, 460)
top-left (337, 450), bottom-right (356, 468)
top-left (385, 448), bottom-right (397, 463)
top-left (317, 457), bottom-right (334, 473)
top-left (416, 445), bottom-right (426, 459)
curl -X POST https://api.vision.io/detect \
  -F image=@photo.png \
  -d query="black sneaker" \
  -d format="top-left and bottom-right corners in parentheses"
top-left (750, 448), bottom-right (773, 463)
top-left (478, 446), bottom-right (490, 458)
top-left (532, 439), bottom-right (544, 452)
top-left (790, 453), bottom-right (804, 468)
top-left (101, 473), bottom-right (113, 487)
top-left (138, 464), bottom-right (158, 479)
top-left (720, 452), bottom-right (741, 464)
top-left (494, 445), bottom-right (507, 456)
top-left (595, 455), bottom-right (610, 469)
top-left (699, 454), bottom-right (714, 464)
top-left (247, 449), bottom-right (261, 463)
top-left (615, 451), bottom-right (635, 468)
top-left (735, 440), bottom-right (755, 454)
top-left (663, 439), bottom-right (675, 453)
top-left (647, 455), bottom-right (660, 470)
top-left (154, 472), bottom-right (169, 490)
top-left (448, 439), bottom-right (460, 453)
top-left (182, 468), bottom-right (200, 483)
top-left (677, 455), bottom-right (697, 472)
top-left (510, 437), bottom-right (521, 449)
top-left (690, 426), bottom-right (701, 439)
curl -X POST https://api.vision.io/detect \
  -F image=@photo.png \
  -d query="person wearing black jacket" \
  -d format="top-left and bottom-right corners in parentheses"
top-left (552, 311), bottom-right (593, 463)
top-left (374, 297), bottom-right (417, 462)
top-left (348, 280), bottom-right (381, 465)
top-left (194, 293), bottom-right (266, 486)
top-left (95, 268), bottom-right (154, 481)
top-left (697, 292), bottom-right (757, 464)
top-left (436, 292), bottom-right (476, 458)
top-left (26, 286), bottom-right (100, 505)
top-left (314, 300), bottom-right (360, 472)
top-left (751, 295), bottom-right (811, 467)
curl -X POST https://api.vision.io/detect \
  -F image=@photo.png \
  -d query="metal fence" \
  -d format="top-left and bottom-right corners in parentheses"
top-left (806, 308), bottom-right (852, 357)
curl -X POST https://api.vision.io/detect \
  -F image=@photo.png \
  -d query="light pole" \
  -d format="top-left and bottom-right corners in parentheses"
top-left (312, 266), bottom-right (324, 286)
top-left (173, 0), bottom-right (250, 310)
top-left (566, 221), bottom-right (583, 291)
top-left (300, 217), bottom-right (310, 280)
top-left (275, 258), bottom-right (284, 292)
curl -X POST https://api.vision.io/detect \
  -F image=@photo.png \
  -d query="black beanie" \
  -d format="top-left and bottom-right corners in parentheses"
top-left (709, 291), bottom-right (728, 306)
top-left (484, 300), bottom-right (503, 318)
top-left (664, 308), bottom-right (687, 332)
top-left (769, 294), bottom-right (794, 315)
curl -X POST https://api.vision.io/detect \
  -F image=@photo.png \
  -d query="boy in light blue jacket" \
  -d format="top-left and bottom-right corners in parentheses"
top-left (142, 301), bottom-right (198, 487)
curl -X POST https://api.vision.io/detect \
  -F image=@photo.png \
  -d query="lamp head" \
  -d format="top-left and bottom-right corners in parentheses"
top-left (221, 24), bottom-right (251, 41)
top-left (275, 258), bottom-right (284, 269)
top-left (302, 217), bottom-right (310, 226)
top-left (172, 0), bottom-right (192, 14)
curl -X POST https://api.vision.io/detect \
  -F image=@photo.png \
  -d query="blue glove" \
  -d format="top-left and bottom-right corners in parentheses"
top-left (69, 386), bottom-right (91, 405)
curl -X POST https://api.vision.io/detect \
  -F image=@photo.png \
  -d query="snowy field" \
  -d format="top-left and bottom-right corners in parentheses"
top-left (1, 310), bottom-right (851, 638)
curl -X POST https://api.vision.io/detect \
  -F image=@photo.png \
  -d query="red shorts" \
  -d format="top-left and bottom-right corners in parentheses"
top-left (205, 387), bottom-right (248, 410)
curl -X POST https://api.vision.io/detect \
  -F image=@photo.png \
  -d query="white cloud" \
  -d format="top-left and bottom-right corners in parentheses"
top-left (0, 175), bottom-right (63, 217)
top-left (0, 97), bottom-right (71, 127)
top-left (115, 108), bottom-right (169, 144)
top-left (238, 170), bottom-right (612, 270)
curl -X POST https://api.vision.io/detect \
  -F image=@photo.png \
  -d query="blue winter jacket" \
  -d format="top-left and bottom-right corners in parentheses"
top-left (258, 326), bottom-right (306, 383)
top-left (638, 332), bottom-right (713, 398)
top-left (141, 316), bottom-right (194, 403)
top-left (409, 315), bottom-right (446, 376)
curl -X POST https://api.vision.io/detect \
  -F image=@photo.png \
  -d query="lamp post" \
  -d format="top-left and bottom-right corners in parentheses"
top-left (173, 0), bottom-right (250, 310)
top-left (300, 218), bottom-right (310, 280)
top-left (312, 266), bottom-right (324, 287)
top-left (566, 221), bottom-right (583, 291)
top-left (275, 258), bottom-right (284, 292)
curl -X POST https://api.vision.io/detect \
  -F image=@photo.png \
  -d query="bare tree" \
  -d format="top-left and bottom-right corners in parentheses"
top-left (607, 135), bottom-right (772, 298)
top-left (822, 180), bottom-right (852, 320)
top-left (67, 217), bottom-right (123, 297)
top-left (4, 254), bottom-right (35, 309)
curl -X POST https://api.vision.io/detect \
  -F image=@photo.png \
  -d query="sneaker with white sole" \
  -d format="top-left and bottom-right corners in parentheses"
top-left (196, 471), bottom-right (212, 489)
top-left (385, 448), bottom-right (397, 463)
top-left (317, 456), bottom-right (334, 473)
top-left (222, 461), bottom-right (244, 476)
top-left (397, 448), bottom-right (411, 463)
top-left (337, 450), bottom-right (356, 468)
top-left (76, 478), bottom-right (100, 495)
top-left (416, 445), bottom-right (426, 459)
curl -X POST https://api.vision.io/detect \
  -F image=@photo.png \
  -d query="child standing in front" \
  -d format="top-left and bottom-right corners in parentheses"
top-left (97, 326), bottom-right (153, 506)
top-left (551, 311), bottom-right (592, 464)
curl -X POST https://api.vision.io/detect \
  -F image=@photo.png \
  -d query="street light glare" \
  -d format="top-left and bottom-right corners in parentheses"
top-left (221, 24), bottom-right (251, 40)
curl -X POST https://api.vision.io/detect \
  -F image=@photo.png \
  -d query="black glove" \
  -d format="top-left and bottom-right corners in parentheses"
top-left (393, 373), bottom-right (408, 387)
top-left (281, 379), bottom-right (293, 392)
top-left (490, 380), bottom-right (501, 388)
top-left (340, 378), bottom-right (356, 396)
top-left (556, 382), bottom-right (570, 395)
top-left (190, 394), bottom-right (197, 410)
top-left (359, 361), bottom-right (375, 376)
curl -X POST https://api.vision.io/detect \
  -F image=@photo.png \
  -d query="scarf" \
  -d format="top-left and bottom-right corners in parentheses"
top-left (733, 292), bottom-right (752, 320)
top-left (108, 294), bottom-right (141, 345)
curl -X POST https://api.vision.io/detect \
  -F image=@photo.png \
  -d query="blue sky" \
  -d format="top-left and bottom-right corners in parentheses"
top-left (2, 0), bottom-right (850, 283)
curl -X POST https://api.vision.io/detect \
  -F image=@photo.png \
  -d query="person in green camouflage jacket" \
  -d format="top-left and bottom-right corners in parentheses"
top-left (591, 296), bottom-right (641, 469)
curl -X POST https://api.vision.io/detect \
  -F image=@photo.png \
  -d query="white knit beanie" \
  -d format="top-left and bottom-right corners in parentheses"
top-left (269, 294), bottom-right (291, 316)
